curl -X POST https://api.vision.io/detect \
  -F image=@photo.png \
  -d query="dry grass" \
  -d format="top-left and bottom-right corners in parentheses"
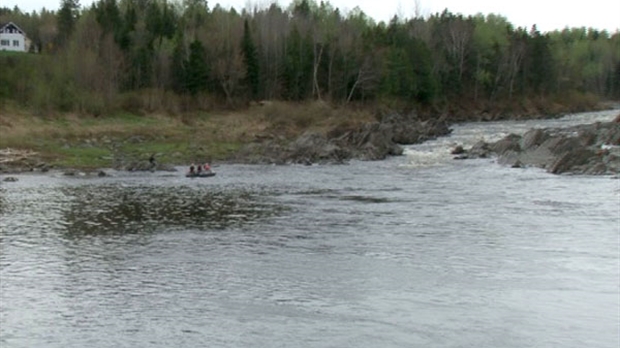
top-left (0, 101), bottom-right (375, 145)
top-left (0, 101), bottom-right (373, 168)
top-left (244, 100), bottom-right (375, 137)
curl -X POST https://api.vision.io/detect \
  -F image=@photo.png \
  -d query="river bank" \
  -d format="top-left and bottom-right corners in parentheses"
top-left (0, 99), bottom-right (616, 175)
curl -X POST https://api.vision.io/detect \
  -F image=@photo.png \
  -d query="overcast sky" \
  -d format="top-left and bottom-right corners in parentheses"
top-left (3, 0), bottom-right (619, 33)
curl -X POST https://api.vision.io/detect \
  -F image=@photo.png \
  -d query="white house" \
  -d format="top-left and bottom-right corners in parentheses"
top-left (0, 22), bottom-right (30, 52)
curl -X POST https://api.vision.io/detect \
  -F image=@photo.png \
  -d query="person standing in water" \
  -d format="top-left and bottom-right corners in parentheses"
top-left (149, 155), bottom-right (157, 171)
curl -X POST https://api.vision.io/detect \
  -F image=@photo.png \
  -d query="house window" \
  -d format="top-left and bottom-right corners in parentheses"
top-left (0, 40), bottom-right (9, 46)
top-left (13, 40), bottom-right (19, 47)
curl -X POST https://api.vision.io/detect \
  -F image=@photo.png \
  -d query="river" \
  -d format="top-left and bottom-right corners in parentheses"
top-left (1, 110), bottom-right (618, 348)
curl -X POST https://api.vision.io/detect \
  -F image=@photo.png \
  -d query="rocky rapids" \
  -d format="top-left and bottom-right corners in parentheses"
top-left (453, 115), bottom-right (620, 175)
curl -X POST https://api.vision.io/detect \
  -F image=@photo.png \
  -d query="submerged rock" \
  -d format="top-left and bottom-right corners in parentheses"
top-left (451, 145), bottom-right (465, 155)
top-left (115, 159), bottom-right (177, 172)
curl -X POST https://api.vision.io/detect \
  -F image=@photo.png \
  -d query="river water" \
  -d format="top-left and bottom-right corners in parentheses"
top-left (1, 110), bottom-right (618, 348)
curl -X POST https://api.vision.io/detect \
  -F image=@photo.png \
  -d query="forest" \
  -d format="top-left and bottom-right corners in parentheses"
top-left (1, 0), bottom-right (619, 116)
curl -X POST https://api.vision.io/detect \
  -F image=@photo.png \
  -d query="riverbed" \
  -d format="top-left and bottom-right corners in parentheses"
top-left (1, 110), bottom-right (618, 348)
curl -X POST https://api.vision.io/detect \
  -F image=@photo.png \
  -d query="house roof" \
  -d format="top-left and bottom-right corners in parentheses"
top-left (0, 22), bottom-right (26, 35)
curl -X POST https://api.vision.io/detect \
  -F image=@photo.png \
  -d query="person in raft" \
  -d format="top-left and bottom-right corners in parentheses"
top-left (203, 163), bottom-right (211, 172)
top-left (189, 164), bottom-right (195, 174)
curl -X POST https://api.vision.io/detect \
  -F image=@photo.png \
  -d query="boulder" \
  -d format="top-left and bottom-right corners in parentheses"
top-left (286, 132), bottom-right (350, 164)
top-left (379, 112), bottom-right (452, 145)
top-left (492, 134), bottom-right (521, 155)
top-left (597, 122), bottom-right (620, 146)
top-left (351, 123), bottom-right (403, 160)
top-left (468, 140), bottom-right (492, 158)
top-left (520, 129), bottom-right (547, 150)
top-left (547, 148), bottom-right (595, 174)
top-left (543, 137), bottom-right (583, 155)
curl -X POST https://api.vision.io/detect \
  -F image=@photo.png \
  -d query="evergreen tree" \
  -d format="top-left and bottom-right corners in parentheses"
top-left (117, 3), bottom-right (137, 50)
top-left (56, 0), bottom-right (80, 47)
top-left (171, 34), bottom-right (187, 93)
top-left (241, 19), bottom-right (260, 99)
top-left (145, 0), bottom-right (162, 46)
top-left (526, 28), bottom-right (556, 94)
top-left (292, 0), bottom-right (311, 19)
top-left (610, 60), bottom-right (620, 98)
top-left (130, 47), bottom-right (154, 89)
top-left (94, 0), bottom-right (120, 33)
top-left (160, 1), bottom-right (177, 42)
top-left (185, 39), bottom-right (209, 95)
top-left (94, 0), bottom-right (123, 46)
top-left (283, 25), bottom-right (313, 100)
top-left (381, 21), bottom-right (436, 103)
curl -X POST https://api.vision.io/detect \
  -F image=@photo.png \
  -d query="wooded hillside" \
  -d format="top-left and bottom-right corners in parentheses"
top-left (1, 0), bottom-right (619, 115)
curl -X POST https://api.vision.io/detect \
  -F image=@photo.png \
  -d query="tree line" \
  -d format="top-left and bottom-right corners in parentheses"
top-left (1, 0), bottom-right (619, 114)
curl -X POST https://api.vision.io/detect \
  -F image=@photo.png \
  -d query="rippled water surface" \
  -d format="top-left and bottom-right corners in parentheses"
top-left (1, 110), bottom-right (619, 347)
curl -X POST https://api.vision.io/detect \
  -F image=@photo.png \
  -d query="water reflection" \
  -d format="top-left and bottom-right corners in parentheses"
top-left (59, 185), bottom-right (285, 237)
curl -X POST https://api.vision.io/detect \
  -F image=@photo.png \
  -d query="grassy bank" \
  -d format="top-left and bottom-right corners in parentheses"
top-left (0, 101), bottom-right (375, 170)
